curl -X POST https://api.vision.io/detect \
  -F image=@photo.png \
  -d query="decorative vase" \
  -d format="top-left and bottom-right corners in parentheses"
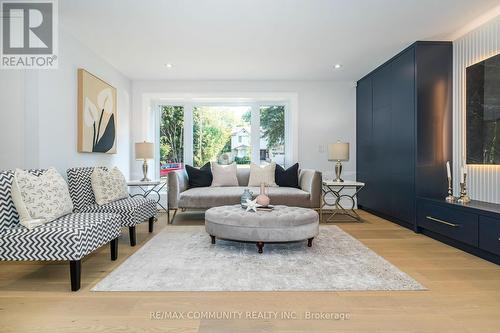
top-left (240, 188), bottom-right (253, 206)
top-left (256, 183), bottom-right (270, 207)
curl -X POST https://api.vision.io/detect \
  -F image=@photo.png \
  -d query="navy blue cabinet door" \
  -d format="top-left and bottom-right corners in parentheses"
top-left (372, 64), bottom-right (393, 215)
top-left (390, 48), bottom-right (416, 223)
top-left (356, 77), bottom-right (373, 208)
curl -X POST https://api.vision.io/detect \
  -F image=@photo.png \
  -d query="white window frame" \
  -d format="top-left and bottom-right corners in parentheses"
top-left (150, 94), bottom-right (297, 179)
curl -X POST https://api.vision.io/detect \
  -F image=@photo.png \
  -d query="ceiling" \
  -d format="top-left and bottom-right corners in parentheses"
top-left (60, 0), bottom-right (500, 81)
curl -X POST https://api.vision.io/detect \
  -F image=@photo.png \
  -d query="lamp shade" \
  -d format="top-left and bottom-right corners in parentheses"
top-left (135, 142), bottom-right (154, 160)
top-left (328, 142), bottom-right (349, 161)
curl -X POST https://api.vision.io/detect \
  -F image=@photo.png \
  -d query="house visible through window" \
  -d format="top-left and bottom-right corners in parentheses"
top-left (193, 106), bottom-right (251, 167)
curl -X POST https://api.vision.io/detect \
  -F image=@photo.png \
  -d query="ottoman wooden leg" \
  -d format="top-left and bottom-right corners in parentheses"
top-left (307, 237), bottom-right (314, 247)
top-left (210, 235), bottom-right (216, 244)
top-left (256, 242), bottom-right (264, 254)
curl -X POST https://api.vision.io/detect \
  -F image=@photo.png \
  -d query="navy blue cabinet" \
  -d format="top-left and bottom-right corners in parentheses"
top-left (417, 200), bottom-right (479, 246)
top-left (479, 216), bottom-right (500, 257)
top-left (356, 42), bottom-right (452, 230)
top-left (356, 78), bottom-right (373, 207)
top-left (417, 198), bottom-right (500, 264)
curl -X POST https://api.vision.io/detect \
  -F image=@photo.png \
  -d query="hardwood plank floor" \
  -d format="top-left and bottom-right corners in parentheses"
top-left (1, 210), bottom-right (499, 333)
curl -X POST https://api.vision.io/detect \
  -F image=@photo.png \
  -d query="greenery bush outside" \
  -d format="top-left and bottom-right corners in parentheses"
top-left (159, 106), bottom-right (184, 165)
top-left (234, 156), bottom-right (251, 164)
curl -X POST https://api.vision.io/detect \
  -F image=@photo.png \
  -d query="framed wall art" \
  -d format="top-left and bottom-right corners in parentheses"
top-left (77, 68), bottom-right (117, 153)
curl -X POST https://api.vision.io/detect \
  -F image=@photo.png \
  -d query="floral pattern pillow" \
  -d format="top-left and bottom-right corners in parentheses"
top-left (13, 168), bottom-right (74, 229)
top-left (91, 167), bottom-right (129, 206)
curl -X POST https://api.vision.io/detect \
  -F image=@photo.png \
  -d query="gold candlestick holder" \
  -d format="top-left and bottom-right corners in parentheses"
top-left (445, 177), bottom-right (455, 202)
top-left (457, 173), bottom-right (471, 204)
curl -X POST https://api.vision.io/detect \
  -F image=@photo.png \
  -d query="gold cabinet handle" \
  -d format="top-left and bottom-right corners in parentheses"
top-left (425, 216), bottom-right (459, 227)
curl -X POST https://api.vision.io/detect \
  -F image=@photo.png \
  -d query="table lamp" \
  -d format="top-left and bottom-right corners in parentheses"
top-left (135, 141), bottom-right (154, 181)
top-left (328, 141), bottom-right (349, 182)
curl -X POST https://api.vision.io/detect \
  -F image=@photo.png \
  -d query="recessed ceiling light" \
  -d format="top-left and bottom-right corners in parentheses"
top-left (165, 63), bottom-right (173, 68)
top-left (334, 64), bottom-right (342, 69)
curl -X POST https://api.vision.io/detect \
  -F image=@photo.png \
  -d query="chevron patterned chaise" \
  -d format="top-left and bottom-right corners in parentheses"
top-left (67, 167), bottom-right (157, 246)
top-left (0, 170), bottom-right (122, 291)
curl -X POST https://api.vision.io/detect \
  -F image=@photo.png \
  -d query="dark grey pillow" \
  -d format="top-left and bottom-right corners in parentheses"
top-left (275, 163), bottom-right (299, 188)
top-left (186, 162), bottom-right (212, 188)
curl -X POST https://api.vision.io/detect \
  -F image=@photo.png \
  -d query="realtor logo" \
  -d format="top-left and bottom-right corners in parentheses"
top-left (1, 0), bottom-right (58, 69)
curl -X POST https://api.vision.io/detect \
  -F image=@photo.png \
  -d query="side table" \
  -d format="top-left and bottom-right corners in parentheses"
top-left (321, 180), bottom-right (365, 222)
top-left (127, 180), bottom-right (168, 213)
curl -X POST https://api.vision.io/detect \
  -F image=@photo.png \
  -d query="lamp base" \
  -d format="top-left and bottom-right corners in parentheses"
top-left (141, 159), bottom-right (150, 182)
top-left (334, 161), bottom-right (344, 182)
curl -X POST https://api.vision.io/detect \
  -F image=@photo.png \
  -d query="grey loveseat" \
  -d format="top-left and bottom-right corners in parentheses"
top-left (167, 168), bottom-right (322, 223)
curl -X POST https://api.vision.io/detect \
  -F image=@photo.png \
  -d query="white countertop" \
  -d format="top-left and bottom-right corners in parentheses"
top-left (323, 180), bottom-right (365, 186)
top-left (127, 180), bottom-right (163, 186)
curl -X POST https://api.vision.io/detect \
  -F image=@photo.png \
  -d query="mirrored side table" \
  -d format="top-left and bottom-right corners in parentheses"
top-left (321, 180), bottom-right (365, 222)
top-left (127, 180), bottom-right (168, 212)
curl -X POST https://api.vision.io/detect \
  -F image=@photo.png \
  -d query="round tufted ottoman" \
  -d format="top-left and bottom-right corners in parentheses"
top-left (205, 205), bottom-right (319, 253)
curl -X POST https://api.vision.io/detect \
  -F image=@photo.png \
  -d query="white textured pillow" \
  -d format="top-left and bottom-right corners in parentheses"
top-left (91, 167), bottom-right (129, 205)
top-left (12, 168), bottom-right (74, 229)
top-left (211, 162), bottom-right (239, 187)
top-left (248, 162), bottom-right (277, 187)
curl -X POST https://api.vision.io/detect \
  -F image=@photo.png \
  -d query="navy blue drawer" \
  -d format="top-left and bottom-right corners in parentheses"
top-left (479, 216), bottom-right (500, 256)
top-left (417, 201), bottom-right (478, 246)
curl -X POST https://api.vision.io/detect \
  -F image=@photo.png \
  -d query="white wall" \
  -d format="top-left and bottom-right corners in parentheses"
top-left (130, 80), bottom-right (356, 181)
top-left (0, 72), bottom-right (25, 169)
top-left (453, 15), bottom-right (500, 203)
top-left (0, 29), bottom-right (132, 177)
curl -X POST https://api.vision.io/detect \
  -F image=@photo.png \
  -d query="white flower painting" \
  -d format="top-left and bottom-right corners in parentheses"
top-left (78, 69), bottom-right (117, 153)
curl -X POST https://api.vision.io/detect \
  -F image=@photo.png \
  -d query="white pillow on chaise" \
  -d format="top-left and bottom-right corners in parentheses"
top-left (11, 168), bottom-right (74, 230)
top-left (91, 167), bottom-right (129, 205)
top-left (247, 162), bottom-right (278, 187)
top-left (210, 162), bottom-right (239, 187)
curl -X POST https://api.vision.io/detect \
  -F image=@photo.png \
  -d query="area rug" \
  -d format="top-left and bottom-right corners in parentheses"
top-left (92, 226), bottom-right (425, 291)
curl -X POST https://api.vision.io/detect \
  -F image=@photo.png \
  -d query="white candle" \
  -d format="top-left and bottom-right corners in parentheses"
top-left (446, 161), bottom-right (451, 179)
top-left (463, 164), bottom-right (467, 175)
top-left (460, 167), bottom-right (464, 183)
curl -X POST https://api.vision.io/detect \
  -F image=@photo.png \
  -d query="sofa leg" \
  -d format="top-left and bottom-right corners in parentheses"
top-left (307, 237), bottom-right (314, 247)
top-left (148, 217), bottom-right (154, 233)
top-left (256, 242), bottom-right (264, 254)
top-left (129, 226), bottom-right (136, 246)
top-left (110, 237), bottom-right (118, 260)
top-left (171, 209), bottom-right (178, 224)
top-left (210, 235), bottom-right (216, 244)
top-left (167, 209), bottom-right (170, 224)
top-left (70, 260), bottom-right (81, 292)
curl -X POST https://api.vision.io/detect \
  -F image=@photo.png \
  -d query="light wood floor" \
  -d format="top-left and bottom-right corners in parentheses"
top-left (1, 210), bottom-right (499, 333)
